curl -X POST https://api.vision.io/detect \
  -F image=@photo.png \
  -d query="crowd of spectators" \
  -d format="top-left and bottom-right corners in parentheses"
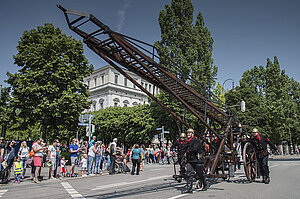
top-left (0, 136), bottom-right (172, 184)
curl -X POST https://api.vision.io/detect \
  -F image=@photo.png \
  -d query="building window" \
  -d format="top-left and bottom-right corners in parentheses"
top-left (141, 82), bottom-right (144, 87)
top-left (94, 78), bottom-right (97, 87)
top-left (145, 83), bottom-right (148, 90)
top-left (124, 78), bottom-right (127, 87)
top-left (87, 80), bottom-right (90, 88)
top-left (115, 75), bottom-right (118, 84)
top-left (149, 85), bottom-right (151, 92)
top-left (132, 102), bottom-right (138, 106)
top-left (99, 99), bottom-right (104, 109)
top-left (153, 85), bottom-right (155, 94)
top-left (123, 100), bottom-right (129, 107)
top-left (101, 75), bottom-right (104, 84)
top-left (92, 100), bottom-right (97, 111)
top-left (113, 98), bottom-right (120, 107)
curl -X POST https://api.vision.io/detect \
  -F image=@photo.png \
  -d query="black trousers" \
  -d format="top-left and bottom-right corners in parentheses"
top-left (178, 156), bottom-right (186, 175)
top-left (109, 157), bottom-right (116, 174)
top-left (186, 161), bottom-right (206, 191)
top-left (131, 159), bottom-right (140, 174)
top-left (257, 155), bottom-right (269, 177)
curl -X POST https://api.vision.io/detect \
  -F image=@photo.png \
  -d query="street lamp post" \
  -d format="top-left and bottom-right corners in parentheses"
top-left (156, 126), bottom-right (169, 150)
top-left (222, 79), bottom-right (235, 103)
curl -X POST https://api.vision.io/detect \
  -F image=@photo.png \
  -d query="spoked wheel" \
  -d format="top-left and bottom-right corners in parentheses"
top-left (243, 142), bottom-right (258, 182)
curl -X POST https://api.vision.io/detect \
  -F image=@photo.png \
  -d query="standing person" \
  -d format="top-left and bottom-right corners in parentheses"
top-left (109, 144), bottom-right (117, 175)
top-left (53, 139), bottom-right (60, 178)
top-left (13, 156), bottom-right (23, 183)
top-left (2, 140), bottom-right (16, 183)
top-left (48, 140), bottom-right (57, 179)
top-left (81, 154), bottom-right (87, 177)
top-left (140, 144), bottom-right (146, 171)
top-left (80, 141), bottom-right (88, 154)
top-left (131, 144), bottom-right (141, 175)
top-left (171, 133), bottom-right (187, 182)
top-left (32, 137), bottom-right (46, 183)
top-left (160, 147), bottom-right (165, 165)
top-left (88, 140), bottom-right (97, 175)
top-left (94, 141), bottom-right (103, 174)
top-left (0, 137), bottom-right (5, 174)
top-left (60, 157), bottom-right (68, 177)
top-left (249, 128), bottom-right (278, 184)
top-left (149, 145), bottom-right (155, 164)
top-left (183, 129), bottom-right (207, 194)
top-left (69, 138), bottom-right (79, 177)
top-left (18, 141), bottom-right (29, 179)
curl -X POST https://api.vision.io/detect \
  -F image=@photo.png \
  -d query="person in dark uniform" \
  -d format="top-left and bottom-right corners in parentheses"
top-left (249, 128), bottom-right (278, 184)
top-left (183, 128), bottom-right (207, 194)
top-left (171, 133), bottom-right (187, 182)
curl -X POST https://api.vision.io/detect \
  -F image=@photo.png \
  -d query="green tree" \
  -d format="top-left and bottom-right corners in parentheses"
top-left (226, 57), bottom-right (299, 145)
top-left (155, 0), bottom-right (217, 94)
top-left (6, 23), bottom-right (93, 141)
top-left (92, 105), bottom-right (156, 148)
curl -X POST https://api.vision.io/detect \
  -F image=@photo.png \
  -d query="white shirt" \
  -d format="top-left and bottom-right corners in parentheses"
top-left (48, 145), bottom-right (56, 159)
top-left (88, 145), bottom-right (95, 158)
top-left (81, 158), bottom-right (87, 168)
top-left (19, 147), bottom-right (29, 158)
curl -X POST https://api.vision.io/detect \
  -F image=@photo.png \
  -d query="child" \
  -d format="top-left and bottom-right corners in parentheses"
top-left (60, 157), bottom-right (68, 177)
top-left (13, 156), bottom-right (23, 183)
top-left (81, 154), bottom-right (87, 177)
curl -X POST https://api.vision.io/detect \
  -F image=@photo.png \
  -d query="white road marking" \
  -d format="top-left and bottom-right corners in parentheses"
top-left (0, 190), bottom-right (8, 198)
top-left (269, 164), bottom-right (279, 168)
top-left (61, 182), bottom-right (85, 198)
top-left (168, 189), bottom-right (201, 199)
top-left (92, 175), bottom-right (170, 191)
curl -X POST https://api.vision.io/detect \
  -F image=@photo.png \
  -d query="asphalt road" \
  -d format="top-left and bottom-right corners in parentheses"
top-left (1, 156), bottom-right (300, 199)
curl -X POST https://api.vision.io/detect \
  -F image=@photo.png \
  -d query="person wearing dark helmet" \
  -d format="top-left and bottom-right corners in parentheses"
top-left (250, 128), bottom-right (278, 184)
top-left (182, 128), bottom-right (207, 194)
top-left (171, 132), bottom-right (187, 182)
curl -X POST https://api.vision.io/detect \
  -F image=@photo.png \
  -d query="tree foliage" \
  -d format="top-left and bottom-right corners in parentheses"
top-left (91, 105), bottom-right (156, 148)
top-left (226, 57), bottom-right (300, 145)
top-left (155, 0), bottom-right (217, 94)
top-left (6, 23), bottom-right (93, 141)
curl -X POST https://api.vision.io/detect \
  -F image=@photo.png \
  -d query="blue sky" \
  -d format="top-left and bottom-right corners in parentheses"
top-left (1, 0), bottom-right (299, 90)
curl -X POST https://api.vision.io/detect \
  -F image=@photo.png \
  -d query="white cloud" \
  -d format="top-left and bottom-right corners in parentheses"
top-left (116, 0), bottom-right (130, 32)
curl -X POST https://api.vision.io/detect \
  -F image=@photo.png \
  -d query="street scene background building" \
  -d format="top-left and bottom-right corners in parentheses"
top-left (83, 65), bottom-right (160, 112)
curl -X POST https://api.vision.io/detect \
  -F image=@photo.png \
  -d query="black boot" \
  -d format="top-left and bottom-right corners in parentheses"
top-left (202, 180), bottom-right (208, 191)
top-left (262, 176), bottom-right (266, 183)
top-left (264, 176), bottom-right (270, 184)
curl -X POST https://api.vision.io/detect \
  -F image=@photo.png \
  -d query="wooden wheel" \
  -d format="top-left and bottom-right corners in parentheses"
top-left (243, 142), bottom-right (258, 182)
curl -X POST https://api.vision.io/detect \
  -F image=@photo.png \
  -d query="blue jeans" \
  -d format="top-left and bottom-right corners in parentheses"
top-left (88, 156), bottom-right (95, 175)
top-left (21, 158), bottom-right (27, 177)
top-left (94, 155), bottom-right (102, 173)
top-left (106, 155), bottom-right (111, 170)
top-left (53, 157), bottom-right (60, 177)
top-left (15, 174), bottom-right (21, 182)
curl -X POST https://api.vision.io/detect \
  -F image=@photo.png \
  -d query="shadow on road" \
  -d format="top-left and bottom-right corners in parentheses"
top-left (84, 178), bottom-right (222, 198)
top-left (269, 157), bottom-right (300, 162)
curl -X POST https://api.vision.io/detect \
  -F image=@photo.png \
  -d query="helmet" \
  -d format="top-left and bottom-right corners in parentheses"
top-left (186, 128), bottom-right (194, 133)
top-left (252, 128), bottom-right (259, 133)
top-left (180, 133), bottom-right (186, 138)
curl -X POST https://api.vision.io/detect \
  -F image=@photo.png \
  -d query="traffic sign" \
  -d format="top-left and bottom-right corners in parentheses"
top-left (78, 123), bottom-right (89, 126)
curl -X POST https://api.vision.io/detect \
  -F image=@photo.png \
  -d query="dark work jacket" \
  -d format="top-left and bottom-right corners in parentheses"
top-left (250, 134), bottom-right (276, 158)
top-left (186, 136), bottom-right (204, 163)
top-left (171, 139), bottom-right (187, 157)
